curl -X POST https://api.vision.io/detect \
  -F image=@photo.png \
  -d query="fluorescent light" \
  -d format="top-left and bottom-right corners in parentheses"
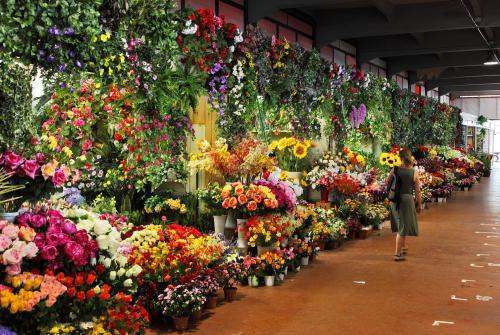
top-left (484, 51), bottom-right (500, 65)
top-left (459, 95), bottom-right (500, 98)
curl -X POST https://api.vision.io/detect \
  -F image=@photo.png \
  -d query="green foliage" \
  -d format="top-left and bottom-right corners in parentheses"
top-left (0, 56), bottom-right (37, 153)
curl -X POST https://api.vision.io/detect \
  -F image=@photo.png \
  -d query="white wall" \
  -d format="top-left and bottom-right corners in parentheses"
top-left (452, 97), bottom-right (500, 119)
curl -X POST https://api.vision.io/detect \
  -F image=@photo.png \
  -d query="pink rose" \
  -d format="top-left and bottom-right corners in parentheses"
top-left (62, 220), bottom-right (77, 234)
top-left (16, 212), bottom-right (32, 227)
top-left (2, 248), bottom-right (22, 265)
top-left (4, 151), bottom-right (24, 170)
top-left (30, 214), bottom-right (47, 228)
top-left (41, 245), bottom-right (58, 261)
top-left (82, 139), bottom-right (93, 151)
top-left (52, 168), bottom-right (68, 186)
top-left (5, 263), bottom-right (21, 275)
top-left (22, 159), bottom-right (39, 179)
top-left (73, 118), bottom-right (85, 127)
top-left (0, 235), bottom-right (12, 251)
top-left (2, 224), bottom-right (19, 239)
top-left (0, 220), bottom-right (8, 230)
top-left (23, 242), bottom-right (38, 258)
top-left (64, 241), bottom-right (85, 263)
top-left (35, 153), bottom-right (46, 163)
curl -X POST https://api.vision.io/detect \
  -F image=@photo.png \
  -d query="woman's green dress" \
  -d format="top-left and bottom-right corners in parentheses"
top-left (391, 167), bottom-right (419, 236)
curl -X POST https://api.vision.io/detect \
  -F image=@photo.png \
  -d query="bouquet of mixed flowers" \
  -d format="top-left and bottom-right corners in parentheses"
top-left (245, 214), bottom-right (292, 247)
top-left (196, 183), bottom-right (225, 216)
top-left (157, 284), bottom-right (206, 317)
top-left (220, 182), bottom-right (279, 218)
top-left (259, 251), bottom-right (285, 276)
top-left (254, 168), bottom-right (303, 210)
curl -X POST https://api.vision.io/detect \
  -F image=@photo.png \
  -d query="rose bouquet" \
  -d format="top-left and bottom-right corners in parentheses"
top-left (220, 182), bottom-right (279, 218)
top-left (0, 220), bottom-right (38, 275)
top-left (16, 209), bottom-right (98, 271)
top-left (254, 172), bottom-right (302, 211)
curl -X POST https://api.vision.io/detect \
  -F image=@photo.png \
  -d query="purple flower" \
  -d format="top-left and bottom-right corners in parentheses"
top-left (63, 27), bottom-right (75, 36)
top-left (349, 103), bottom-right (367, 129)
top-left (47, 55), bottom-right (55, 63)
top-left (59, 82), bottom-right (67, 88)
top-left (59, 63), bottom-right (67, 72)
top-left (68, 50), bottom-right (76, 58)
top-left (48, 26), bottom-right (61, 35)
top-left (0, 324), bottom-right (17, 335)
top-left (75, 60), bottom-right (82, 68)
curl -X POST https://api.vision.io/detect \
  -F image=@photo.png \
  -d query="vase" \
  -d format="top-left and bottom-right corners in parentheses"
top-left (190, 310), bottom-right (202, 322)
top-left (438, 197), bottom-right (444, 203)
top-left (284, 267), bottom-right (288, 276)
top-left (205, 294), bottom-right (218, 309)
top-left (286, 171), bottom-right (302, 184)
top-left (223, 287), bottom-right (237, 301)
top-left (278, 273), bottom-right (285, 281)
top-left (257, 245), bottom-right (275, 256)
top-left (264, 275), bottom-right (275, 287)
top-left (296, 265), bottom-right (301, 272)
top-left (236, 218), bottom-right (248, 248)
top-left (248, 275), bottom-right (259, 287)
top-left (300, 256), bottom-right (309, 266)
top-left (213, 215), bottom-right (227, 235)
top-left (225, 211), bottom-right (236, 229)
top-left (0, 212), bottom-right (18, 223)
top-left (172, 316), bottom-right (190, 331)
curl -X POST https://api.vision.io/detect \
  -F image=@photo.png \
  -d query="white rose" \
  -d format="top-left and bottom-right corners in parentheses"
top-left (94, 220), bottom-right (112, 235)
top-left (116, 255), bottom-right (128, 268)
top-left (93, 285), bottom-right (101, 294)
top-left (96, 235), bottom-right (110, 250)
top-left (117, 268), bottom-right (126, 277)
top-left (109, 271), bottom-right (117, 281)
top-left (123, 279), bottom-right (133, 287)
top-left (130, 265), bottom-right (142, 276)
top-left (125, 268), bottom-right (133, 277)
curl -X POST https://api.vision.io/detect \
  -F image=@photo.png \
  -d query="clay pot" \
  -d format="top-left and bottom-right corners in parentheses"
top-left (191, 310), bottom-right (202, 322)
top-left (205, 294), bottom-right (218, 309)
top-left (223, 286), bottom-right (237, 302)
top-left (172, 316), bottom-right (189, 331)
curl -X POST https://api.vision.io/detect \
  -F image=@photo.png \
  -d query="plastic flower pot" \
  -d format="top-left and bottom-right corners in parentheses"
top-left (205, 294), bottom-right (218, 309)
top-left (213, 215), bottom-right (227, 235)
top-left (300, 256), bottom-right (309, 266)
top-left (223, 286), bottom-right (237, 301)
top-left (248, 275), bottom-right (259, 287)
top-left (264, 275), bottom-right (275, 287)
top-left (191, 310), bottom-right (202, 322)
top-left (172, 316), bottom-right (190, 331)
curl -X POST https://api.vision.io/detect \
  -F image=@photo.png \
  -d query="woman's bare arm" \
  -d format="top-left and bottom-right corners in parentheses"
top-left (414, 169), bottom-right (422, 212)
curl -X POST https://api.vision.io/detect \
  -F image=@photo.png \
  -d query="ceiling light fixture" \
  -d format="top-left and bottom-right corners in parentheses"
top-left (484, 51), bottom-right (500, 65)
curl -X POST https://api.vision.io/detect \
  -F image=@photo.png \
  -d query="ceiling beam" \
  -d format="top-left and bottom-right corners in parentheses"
top-left (427, 76), bottom-right (500, 90)
top-left (373, 0), bottom-right (395, 22)
top-left (440, 83), bottom-right (500, 95)
top-left (387, 50), bottom-right (493, 76)
top-left (316, 0), bottom-right (500, 45)
top-left (356, 28), bottom-right (500, 62)
top-left (246, 0), bottom-right (348, 24)
top-left (450, 89), bottom-right (500, 98)
top-left (438, 66), bottom-right (500, 79)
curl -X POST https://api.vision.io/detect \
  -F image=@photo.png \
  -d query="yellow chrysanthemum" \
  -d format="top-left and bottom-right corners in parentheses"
top-left (269, 140), bottom-right (279, 151)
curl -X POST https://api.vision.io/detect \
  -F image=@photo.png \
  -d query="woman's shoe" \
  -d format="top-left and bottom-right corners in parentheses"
top-left (394, 253), bottom-right (406, 261)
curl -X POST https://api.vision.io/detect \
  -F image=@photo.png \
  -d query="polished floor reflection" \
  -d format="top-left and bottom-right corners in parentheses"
top-left (149, 168), bottom-right (500, 335)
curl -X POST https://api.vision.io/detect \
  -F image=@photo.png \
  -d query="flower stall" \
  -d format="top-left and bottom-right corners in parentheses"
top-left (0, 1), bottom-right (485, 334)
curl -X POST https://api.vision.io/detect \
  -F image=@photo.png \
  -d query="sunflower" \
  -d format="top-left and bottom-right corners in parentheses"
top-left (269, 140), bottom-right (279, 151)
top-left (379, 153), bottom-right (390, 165)
top-left (293, 143), bottom-right (308, 159)
top-left (277, 137), bottom-right (289, 150)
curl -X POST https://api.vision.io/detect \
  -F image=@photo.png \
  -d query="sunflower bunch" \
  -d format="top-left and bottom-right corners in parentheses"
top-left (379, 152), bottom-right (401, 168)
top-left (269, 137), bottom-right (313, 171)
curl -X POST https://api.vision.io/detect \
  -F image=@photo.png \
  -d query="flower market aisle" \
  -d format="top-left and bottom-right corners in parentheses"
top-left (149, 172), bottom-right (500, 335)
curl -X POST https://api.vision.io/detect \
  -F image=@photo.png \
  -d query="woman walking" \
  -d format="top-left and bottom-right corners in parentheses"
top-left (387, 149), bottom-right (422, 261)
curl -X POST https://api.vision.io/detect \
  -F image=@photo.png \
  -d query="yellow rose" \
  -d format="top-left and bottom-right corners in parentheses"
top-left (48, 136), bottom-right (58, 150)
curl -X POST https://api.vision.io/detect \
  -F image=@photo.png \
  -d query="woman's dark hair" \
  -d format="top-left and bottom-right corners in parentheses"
top-left (399, 148), bottom-right (413, 166)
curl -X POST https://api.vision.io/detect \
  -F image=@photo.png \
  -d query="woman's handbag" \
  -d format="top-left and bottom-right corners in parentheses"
top-left (387, 167), bottom-right (399, 202)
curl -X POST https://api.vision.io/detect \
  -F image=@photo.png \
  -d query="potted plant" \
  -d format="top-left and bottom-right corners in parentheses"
top-left (216, 260), bottom-right (245, 302)
top-left (259, 251), bottom-right (285, 287)
top-left (193, 274), bottom-right (220, 310)
top-left (0, 170), bottom-right (24, 222)
top-left (157, 285), bottom-right (206, 331)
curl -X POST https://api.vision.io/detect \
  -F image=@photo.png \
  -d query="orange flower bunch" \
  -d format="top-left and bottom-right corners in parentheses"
top-left (245, 214), bottom-right (291, 247)
top-left (259, 251), bottom-right (286, 275)
top-left (221, 182), bottom-right (278, 215)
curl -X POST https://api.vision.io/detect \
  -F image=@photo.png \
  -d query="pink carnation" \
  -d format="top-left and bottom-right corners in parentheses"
top-left (22, 159), bottom-right (40, 179)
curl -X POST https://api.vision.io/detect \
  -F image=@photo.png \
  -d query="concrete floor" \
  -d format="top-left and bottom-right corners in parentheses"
top-left (148, 169), bottom-right (500, 335)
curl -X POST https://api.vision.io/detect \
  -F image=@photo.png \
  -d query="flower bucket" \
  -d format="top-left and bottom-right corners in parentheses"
top-left (248, 275), bottom-right (259, 287)
top-left (257, 245), bottom-right (275, 256)
top-left (278, 273), bottom-right (285, 281)
top-left (172, 316), bottom-right (190, 331)
top-left (264, 275), bottom-right (275, 287)
top-left (438, 197), bottom-right (444, 203)
top-left (205, 294), bottom-right (218, 309)
top-left (300, 256), bottom-right (309, 266)
top-left (223, 287), bottom-right (237, 302)
top-left (237, 219), bottom-right (248, 248)
top-left (225, 211), bottom-right (236, 228)
top-left (213, 215), bottom-right (227, 235)
top-left (296, 266), bottom-right (301, 272)
top-left (0, 212), bottom-right (18, 223)
top-left (190, 310), bottom-right (202, 322)
top-left (284, 267), bottom-right (288, 276)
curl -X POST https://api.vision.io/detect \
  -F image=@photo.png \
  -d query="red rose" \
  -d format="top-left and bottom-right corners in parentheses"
top-left (76, 291), bottom-right (86, 301)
